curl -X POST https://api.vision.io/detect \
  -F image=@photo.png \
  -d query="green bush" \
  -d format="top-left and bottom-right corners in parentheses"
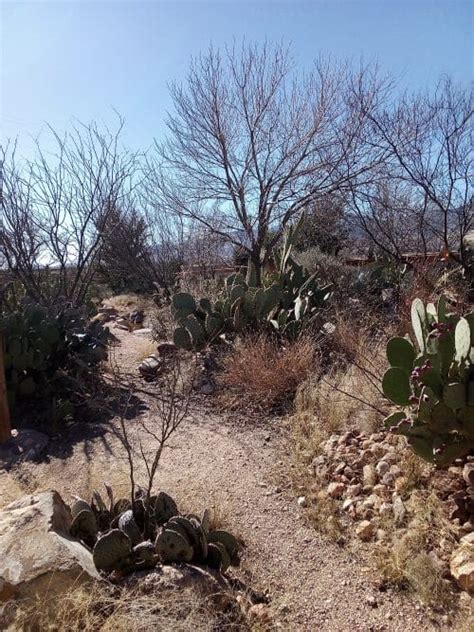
top-left (1, 303), bottom-right (109, 424)
top-left (382, 296), bottom-right (474, 465)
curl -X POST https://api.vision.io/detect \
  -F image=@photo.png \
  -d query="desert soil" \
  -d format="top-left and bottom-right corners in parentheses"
top-left (1, 326), bottom-right (458, 631)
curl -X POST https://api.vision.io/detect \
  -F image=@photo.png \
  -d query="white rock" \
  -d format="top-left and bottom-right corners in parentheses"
top-left (392, 496), bottom-right (406, 526)
top-left (297, 496), bottom-right (307, 508)
top-left (0, 491), bottom-right (100, 602)
top-left (375, 461), bottom-right (390, 477)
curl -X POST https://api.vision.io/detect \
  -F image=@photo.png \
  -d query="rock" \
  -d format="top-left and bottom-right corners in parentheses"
top-left (392, 496), bottom-right (406, 526)
top-left (130, 309), bottom-right (144, 325)
top-left (327, 482), bottom-right (345, 498)
top-left (363, 464), bottom-right (376, 487)
top-left (375, 461), bottom-right (389, 478)
top-left (91, 312), bottom-right (112, 323)
top-left (157, 342), bottom-right (178, 357)
top-left (115, 317), bottom-right (131, 330)
top-left (138, 355), bottom-right (161, 377)
top-left (347, 483), bottom-right (362, 497)
top-left (450, 532), bottom-right (474, 593)
top-left (379, 502), bottom-right (392, 517)
top-left (463, 464), bottom-right (474, 487)
top-left (370, 444), bottom-right (385, 459)
top-left (133, 328), bottom-right (152, 336)
top-left (297, 496), bottom-right (307, 508)
top-left (0, 491), bottom-right (100, 602)
top-left (381, 473), bottom-right (396, 486)
top-left (356, 520), bottom-right (375, 541)
top-left (0, 429), bottom-right (49, 469)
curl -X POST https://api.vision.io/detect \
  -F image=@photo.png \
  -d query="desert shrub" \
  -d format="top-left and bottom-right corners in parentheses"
top-left (0, 302), bottom-right (109, 425)
top-left (382, 296), bottom-right (474, 465)
top-left (220, 334), bottom-right (317, 410)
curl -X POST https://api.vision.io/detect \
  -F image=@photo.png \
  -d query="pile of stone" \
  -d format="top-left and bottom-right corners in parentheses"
top-left (311, 430), bottom-right (474, 593)
top-left (92, 307), bottom-right (145, 332)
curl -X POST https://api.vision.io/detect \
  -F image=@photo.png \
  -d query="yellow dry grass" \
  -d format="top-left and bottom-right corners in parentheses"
top-left (10, 581), bottom-right (248, 632)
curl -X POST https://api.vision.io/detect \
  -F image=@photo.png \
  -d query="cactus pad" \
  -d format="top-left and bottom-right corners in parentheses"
top-left (118, 510), bottom-right (142, 546)
top-left (155, 528), bottom-right (194, 563)
top-left (70, 509), bottom-right (98, 542)
top-left (208, 530), bottom-right (240, 563)
top-left (154, 492), bottom-right (178, 525)
top-left (93, 529), bottom-right (132, 572)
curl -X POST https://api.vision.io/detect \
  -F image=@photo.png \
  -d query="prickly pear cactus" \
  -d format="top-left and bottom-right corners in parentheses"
top-left (70, 485), bottom-right (240, 576)
top-left (154, 491), bottom-right (179, 525)
top-left (93, 529), bottom-right (132, 572)
top-left (171, 219), bottom-right (330, 348)
top-left (382, 296), bottom-right (474, 465)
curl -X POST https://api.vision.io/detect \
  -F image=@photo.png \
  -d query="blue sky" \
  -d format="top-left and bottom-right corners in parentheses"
top-left (1, 0), bottom-right (472, 155)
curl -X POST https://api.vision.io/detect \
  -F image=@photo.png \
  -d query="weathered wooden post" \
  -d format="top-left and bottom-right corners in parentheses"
top-left (0, 333), bottom-right (11, 444)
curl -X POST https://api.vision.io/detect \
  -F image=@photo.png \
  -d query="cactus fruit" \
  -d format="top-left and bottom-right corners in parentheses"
top-left (93, 529), bottom-right (132, 572)
top-left (155, 529), bottom-right (194, 563)
top-left (383, 296), bottom-right (474, 466)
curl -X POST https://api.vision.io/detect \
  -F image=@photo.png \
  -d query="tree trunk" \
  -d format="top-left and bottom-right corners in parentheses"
top-left (0, 334), bottom-right (12, 444)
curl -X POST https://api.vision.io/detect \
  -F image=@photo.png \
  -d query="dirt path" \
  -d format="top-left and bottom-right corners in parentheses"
top-left (3, 327), bottom-right (452, 631)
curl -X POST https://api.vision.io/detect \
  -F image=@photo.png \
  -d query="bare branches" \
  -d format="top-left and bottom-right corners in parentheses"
top-left (108, 351), bottom-right (196, 510)
top-left (356, 77), bottom-right (473, 268)
top-left (146, 43), bottom-right (390, 282)
top-left (1, 117), bottom-right (139, 307)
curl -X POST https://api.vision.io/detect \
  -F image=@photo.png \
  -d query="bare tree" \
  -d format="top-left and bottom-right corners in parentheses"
top-left (1, 118), bottom-right (139, 307)
top-left (357, 77), bottom-right (473, 270)
top-left (147, 42), bottom-right (390, 283)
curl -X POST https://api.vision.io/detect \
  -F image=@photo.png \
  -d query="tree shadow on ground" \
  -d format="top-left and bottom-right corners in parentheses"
top-left (9, 376), bottom-right (149, 465)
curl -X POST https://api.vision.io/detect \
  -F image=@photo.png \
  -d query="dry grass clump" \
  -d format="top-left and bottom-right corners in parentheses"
top-left (10, 581), bottom-right (248, 632)
top-left (220, 334), bottom-right (317, 411)
top-left (103, 293), bottom-right (152, 313)
top-left (373, 492), bottom-right (457, 608)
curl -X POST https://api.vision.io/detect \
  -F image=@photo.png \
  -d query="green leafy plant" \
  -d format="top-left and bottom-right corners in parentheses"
top-left (382, 296), bottom-right (474, 465)
top-left (69, 486), bottom-right (240, 575)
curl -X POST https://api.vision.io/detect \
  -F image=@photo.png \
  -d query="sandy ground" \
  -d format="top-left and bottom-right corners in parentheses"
top-left (1, 326), bottom-right (462, 631)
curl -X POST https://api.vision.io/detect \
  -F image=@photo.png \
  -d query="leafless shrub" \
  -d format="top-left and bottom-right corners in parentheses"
top-left (1, 118), bottom-right (138, 307)
top-left (220, 334), bottom-right (317, 411)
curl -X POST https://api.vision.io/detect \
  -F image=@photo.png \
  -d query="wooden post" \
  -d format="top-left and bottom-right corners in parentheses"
top-left (0, 333), bottom-right (11, 444)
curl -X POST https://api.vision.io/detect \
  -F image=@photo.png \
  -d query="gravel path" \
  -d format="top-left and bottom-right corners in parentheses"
top-left (4, 327), bottom-right (453, 631)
